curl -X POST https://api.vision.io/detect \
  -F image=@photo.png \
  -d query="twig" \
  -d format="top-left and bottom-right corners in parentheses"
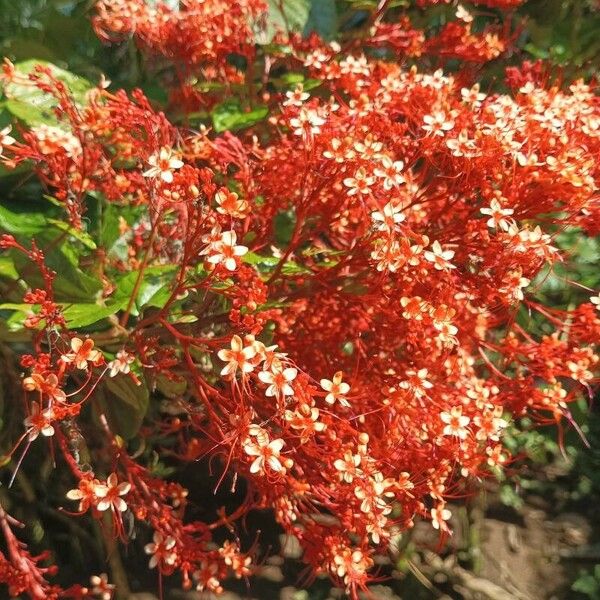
top-left (422, 551), bottom-right (530, 600)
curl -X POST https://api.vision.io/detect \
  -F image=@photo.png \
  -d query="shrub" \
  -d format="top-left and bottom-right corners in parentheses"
top-left (0, 1), bottom-right (598, 598)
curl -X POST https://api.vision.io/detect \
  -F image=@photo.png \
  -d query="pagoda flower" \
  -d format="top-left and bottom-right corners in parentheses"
top-left (194, 561), bottom-right (222, 594)
top-left (23, 403), bottom-right (55, 441)
top-left (354, 133), bottom-right (383, 160)
top-left (499, 269), bottom-right (530, 302)
top-left (215, 187), bottom-right (249, 218)
top-left (480, 198), bottom-right (514, 230)
top-left (456, 4), bottom-right (473, 23)
top-left (247, 423), bottom-right (270, 446)
top-left (60, 337), bottom-right (102, 370)
top-left (461, 83), bottom-right (486, 106)
top-left (93, 473), bottom-right (131, 513)
top-left (89, 574), bottom-right (115, 600)
top-left (567, 360), bottom-right (594, 384)
top-left (22, 372), bottom-right (66, 403)
top-left (400, 296), bottom-right (429, 321)
top-left (446, 129), bottom-right (478, 158)
top-left (371, 201), bottom-right (405, 232)
top-left (243, 434), bottom-right (287, 475)
top-left (0, 125), bottom-right (16, 154)
top-left (373, 156), bottom-right (405, 190)
top-left (108, 349), bottom-right (135, 377)
top-left (473, 408), bottom-right (508, 442)
top-left (284, 404), bottom-right (326, 441)
top-left (66, 477), bottom-right (100, 513)
top-left (143, 146), bottom-right (184, 183)
top-left (289, 107), bottom-right (326, 136)
top-left (320, 371), bottom-right (351, 407)
top-left (31, 124), bottom-right (81, 158)
top-left (217, 335), bottom-right (257, 377)
top-left (283, 83), bottom-right (310, 107)
top-left (399, 368), bottom-right (433, 399)
top-left (422, 111), bottom-right (455, 136)
top-left (144, 531), bottom-right (177, 569)
top-left (333, 450), bottom-right (362, 483)
top-left (343, 167), bottom-right (376, 196)
top-left (424, 240), bottom-right (456, 271)
top-left (258, 364), bottom-right (297, 397)
top-left (204, 230), bottom-right (248, 271)
top-left (440, 406), bottom-right (470, 439)
top-left (431, 503), bottom-right (452, 531)
top-left (323, 137), bottom-right (356, 162)
top-left (219, 540), bottom-right (252, 579)
top-left (244, 335), bottom-right (282, 371)
top-left (590, 294), bottom-right (600, 311)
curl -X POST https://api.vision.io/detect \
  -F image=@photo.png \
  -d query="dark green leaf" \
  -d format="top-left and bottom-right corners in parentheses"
top-left (211, 100), bottom-right (269, 133)
top-left (257, 0), bottom-right (311, 43)
top-left (273, 209), bottom-right (297, 246)
top-left (101, 376), bottom-right (150, 440)
top-left (305, 0), bottom-right (338, 40)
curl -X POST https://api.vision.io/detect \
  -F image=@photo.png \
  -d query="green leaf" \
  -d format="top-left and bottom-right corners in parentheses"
top-left (572, 571), bottom-right (600, 597)
top-left (47, 219), bottom-right (97, 250)
top-left (273, 209), bottom-right (297, 245)
top-left (257, 0), bottom-right (311, 43)
top-left (0, 198), bottom-right (96, 245)
top-left (2, 59), bottom-right (93, 126)
top-left (243, 251), bottom-right (311, 276)
top-left (0, 256), bottom-right (19, 280)
top-left (10, 231), bottom-right (103, 303)
top-left (113, 265), bottom-right (179, 316)
top-left (305, 0), bottom-right (338, 40)
top-left (211, 100), bottom-right (269, 133)
top-left (62, 301), bottom-right (126, 329)
top-left (273, 73), bottom-right (322, 92)
top-left (243, 251), bottom-right (281, 268)
top-left (155, 374), bottom-right (187, 399)
top-left (0, 202), bottom-right (47, 236)
top-left (101, 376), bottom-right (150, 440)
top-left (0, 301), bottom-right (122, 332)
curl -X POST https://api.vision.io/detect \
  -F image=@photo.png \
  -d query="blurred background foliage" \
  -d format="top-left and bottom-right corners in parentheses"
top-left (0, 0), bottom-right (599, 84)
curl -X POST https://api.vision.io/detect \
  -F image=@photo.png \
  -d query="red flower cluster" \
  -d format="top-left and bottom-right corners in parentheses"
top-left (94, 0), bottom-right (265, 68)
top-left (0, 1), bottom-right (598, 598)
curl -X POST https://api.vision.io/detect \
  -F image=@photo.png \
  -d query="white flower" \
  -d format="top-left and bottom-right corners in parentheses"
top-left (422, 112), bottom-right (455, 136)
top-left (283, 84), bottom-right (310, 107)
top-left (371, 202), bottom-right (405, 232)
top-left (0, 125), bottom-right (16, 154)
top-left (440, 406), bottom-right (470, 439)
top-left (258, 365), bottom-right (297, 397)
top-left (424, 241), bottom-right (455, 270)
top-left (93, 474), bottom-right (131, 513)
top-left (244, 436), bottom-right (286, 475)
top-left (320, 372), bottom-right (351, 407)
top-left (203, 230), bottom-right (248, 271)
top-left (108, 350), bottom-right (135, 377)
top-left (289, 108), bottom-right (326, 136)
top-left (143, 147), bottom-right (184, 183)
top-left (144, 532), bottom-right (177, 569)
top-left (217, 335), bottom-right (257, 377)
top-left (23, 403), bottom-right (55, 441)
top-left (480, 198), bottom-right (514, 231)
